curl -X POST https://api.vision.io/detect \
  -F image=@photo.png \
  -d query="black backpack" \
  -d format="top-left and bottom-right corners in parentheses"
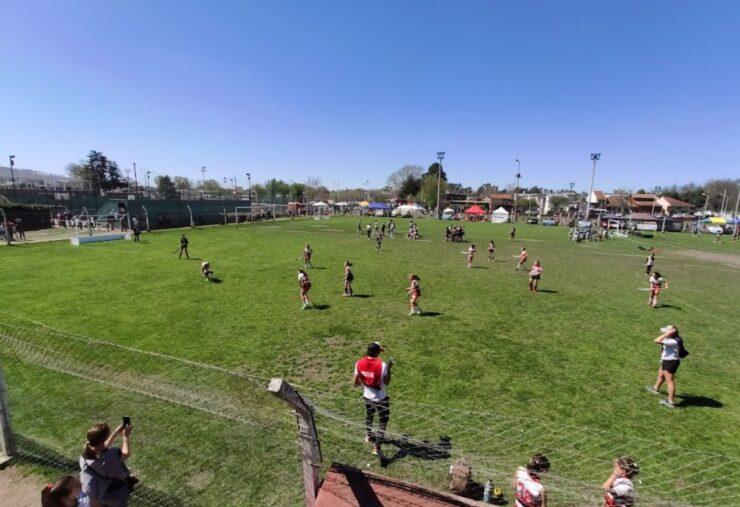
top-left (676, 336), bottom-right (690, 359)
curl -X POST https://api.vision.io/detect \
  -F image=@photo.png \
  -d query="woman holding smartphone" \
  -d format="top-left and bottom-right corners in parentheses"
top-left (79, 419), bottom-right (136, 507)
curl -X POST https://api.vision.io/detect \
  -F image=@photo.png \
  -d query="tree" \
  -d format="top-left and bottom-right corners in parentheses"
top-left (155, 175), bottom-right (178, 199)
top-left (174, 176), bottom-right (192, 191)
top-left (548, 196), bottom-right (570, 214)
top-left (66, 161), bottom-right (95, 189)
top-left (528, 186), bottom-right (542, 194)
top-left (398, 175), bottom-right (422, 200)
top-left (419, 174), bottom-right (447, 209)
top-left (426, 162), bottom-right (447, 181)
top-left (251, 183), bottom-right (268, 201)
top-left (386, 165), bottom-right (424, 193)
top-left (289, 182), bottom-right (306, 201)
top-left (200, 179), bottom-right (224, 192)
top-left (476, 183), bottom-right (499, 196)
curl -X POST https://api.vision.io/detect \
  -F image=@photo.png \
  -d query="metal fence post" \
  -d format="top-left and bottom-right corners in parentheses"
top-left (0, 359), bottom-right (16, 467)
top-left (268, 378), bottom-right (321, 507)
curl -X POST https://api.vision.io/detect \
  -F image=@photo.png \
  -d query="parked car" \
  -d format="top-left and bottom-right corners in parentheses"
top-left (706, 225), bottom-right (724, 234)
top-left (526, 218), bottom-right (539, 224)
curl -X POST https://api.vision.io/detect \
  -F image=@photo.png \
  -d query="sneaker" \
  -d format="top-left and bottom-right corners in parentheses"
top-left (408, 310), bottom-right (415, 316)
top-left (302, 304), bottom-right (308, 309)
top-left (364, 435), bottom-right (372, 444)
top-left (371, 446), bottom-right (382, 456)
top-left (659, 399), bottom-right (675, 408)
top-left (645, 385), bottom-right (659, 394)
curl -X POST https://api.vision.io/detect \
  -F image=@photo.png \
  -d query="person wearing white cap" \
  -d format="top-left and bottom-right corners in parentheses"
top-left (353, 342), bottom-right (393, 456)
top-left (646, 325), bottom-right (685, 408)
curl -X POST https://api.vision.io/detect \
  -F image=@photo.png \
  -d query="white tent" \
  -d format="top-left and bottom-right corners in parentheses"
top-left (443, 207), bottom-right (454, 213)
top-left (491, 206), bottom-right (510, 223)
top-left (312, 202), bottom-right (329, 207)
top-left (392, 204), bottom-right (426, 218)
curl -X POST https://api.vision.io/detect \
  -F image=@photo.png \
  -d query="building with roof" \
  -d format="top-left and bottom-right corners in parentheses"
top-left (628, 193), bottom-right (658, 214)
top-left (657, 196), bottom-right (693, 215)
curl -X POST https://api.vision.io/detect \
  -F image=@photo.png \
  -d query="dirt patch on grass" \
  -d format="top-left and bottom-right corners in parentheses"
top-left (672, 249), bottom-right (740, 268)
top-left (0, 466), bottom-right (45, 507)
top-left (187, 469), bottom-right (214, 491)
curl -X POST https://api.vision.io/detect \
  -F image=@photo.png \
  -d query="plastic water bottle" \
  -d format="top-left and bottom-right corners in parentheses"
top-left (483, 479), bottom-right (492, 503)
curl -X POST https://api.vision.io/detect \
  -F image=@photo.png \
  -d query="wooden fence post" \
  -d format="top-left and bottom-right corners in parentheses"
top-left (0, 359), bottom-right (16, 467)
top-left (268, 378), bottom-right (321, 507)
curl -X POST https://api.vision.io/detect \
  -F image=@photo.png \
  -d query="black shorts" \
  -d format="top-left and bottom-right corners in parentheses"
top-left (530, 274), bottom-right (540, 280)
top-left (661, 360), bottom-right (680, 374)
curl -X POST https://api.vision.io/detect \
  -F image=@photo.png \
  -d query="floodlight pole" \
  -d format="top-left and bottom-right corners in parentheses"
top-left (435, 151), bottom-right (445, 219)
top-left (514, 159), bottom-right (521, 223)
top-left (585, 153), bottom-right (601, 220)
top-left (246, 173), bottom-right (251, 204)
top-left (133, 162), bottom-right (139, 198)
top-left (146, 171), bottom-right (151, 199)
top-left (8, 156), bottom-right (16, 191)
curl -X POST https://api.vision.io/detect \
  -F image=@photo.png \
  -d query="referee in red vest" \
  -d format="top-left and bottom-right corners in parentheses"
top-left (353, 342), bottom-right (393, 456)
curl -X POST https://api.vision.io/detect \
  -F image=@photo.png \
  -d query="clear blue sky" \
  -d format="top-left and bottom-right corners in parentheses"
top-left (1, 0), bottom-right (738, 192)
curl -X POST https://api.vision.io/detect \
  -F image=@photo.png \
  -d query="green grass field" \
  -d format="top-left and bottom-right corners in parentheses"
top-left (1, 217), bottom-right (738, 506)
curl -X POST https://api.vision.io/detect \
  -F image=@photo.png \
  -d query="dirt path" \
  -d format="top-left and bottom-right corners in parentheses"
top-left (671, 248), bottom-right (740, 268)
top-left (0, 466), bottom-right (44, 507)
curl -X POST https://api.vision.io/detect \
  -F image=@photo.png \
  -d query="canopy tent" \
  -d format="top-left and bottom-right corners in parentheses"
top-left (392, 204), bottom-right (426, 218)
top-left (312, 202), bottom-right (329, 207)
top-left (702, 217), bottom-right (727, 224)
top-left (464, 205), bottom-right (487, 215)
top-left (490, 206), bottom-right (509, 223)
top-left (359, 201), bottom-right (370, 207)
top-left (334, 202), bottom-right (350, 207)
top-left (368, 202), bottom-right (391, 210)
top-left (442, 207), bottom-right (455, 213)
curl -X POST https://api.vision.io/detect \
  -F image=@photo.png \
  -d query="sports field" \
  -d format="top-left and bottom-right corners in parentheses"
top-left (1, 217), bottom-right (738, 506)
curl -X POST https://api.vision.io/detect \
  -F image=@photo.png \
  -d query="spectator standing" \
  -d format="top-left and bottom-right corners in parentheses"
top-left (14, 218), bottom-right (26, 240)
top-left (646, 325), bottom-right (686, 408)
top-left (179, 234), bottom-right (189, 259)
top-left (510, 227), bottom-right (516, 241)
top-left (79, 422), bottom-right (136, 507)
top-left (513, 454), bottom-right (550, 507)
top-left (602, 456), bottom-right (639, 507)
top-left (132, 222), bottom-right (141, 243)
top-left (353, 341), bottom-right (393, 456)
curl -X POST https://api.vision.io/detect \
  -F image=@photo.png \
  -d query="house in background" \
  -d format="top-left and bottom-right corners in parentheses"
top-left (629, 193), bottom-right (658, 214)
top-left (589, 190), bottom-right (609, 208)
top-left (489, 192), bottom-right (513, 212)
top-left (657, 195), bottom-right (693, 215)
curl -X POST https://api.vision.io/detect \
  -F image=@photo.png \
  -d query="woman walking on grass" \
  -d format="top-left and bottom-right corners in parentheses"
top-left (406, 274), bottom-right (421, 316)
top-left (528, 260), bottom-right (542, 292)
top-left (648, 272), bottom-right (668, 308)
top-left (298, 269), bottom-right (312, 309)
top-left (467, 244), bottom-right (476, 268)
top-left (488, 240), bottom-right (496, 262)
top-left (343, 261), bottom-right (354, 297)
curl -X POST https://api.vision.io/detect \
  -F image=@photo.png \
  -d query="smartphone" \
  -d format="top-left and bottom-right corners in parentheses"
top-left (122, 416), bottom-right (131, 427)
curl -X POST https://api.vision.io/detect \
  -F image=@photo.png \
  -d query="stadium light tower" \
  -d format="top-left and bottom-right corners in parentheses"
top-left (146, 171), bottom-right (152, 199)
top-left (8, 155), bottom-right (16, 190)
top-left (201, 166), bottom-right (206, 186)
top-left (246, 173), bottom-right (251, 202)
top-left (585, 153), bottom-right (601, 219)
top-left (514, 159), bottom-right (521, 222)
top-left (435, 151), bottom-right (445, 219)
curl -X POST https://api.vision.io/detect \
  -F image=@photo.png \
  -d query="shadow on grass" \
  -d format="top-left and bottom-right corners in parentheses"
top-left (351, 294), bottom-right (372, 299)
top-left (659, 303), bottom-right (682, 310)
top-left (418, 311), bottom-right (441, 317)
top-left (310, 266), bottom-right (326, 270)
top-left (209, 277), bottom-right (223, 284)
top-left (471, 266), bottom-right (489, 269)
top-left (14, 434), bottom-right (185, 507)
top-left (675, 394), bottom-right (723, 408)
top-left (311, 304), bottom-right (331, 310)
top-left (187, 257), bottom-right (202, 261)
top-left (537, 289), bottom-right (559, 294)
top-left (380, 435), bottom-right (452, 468)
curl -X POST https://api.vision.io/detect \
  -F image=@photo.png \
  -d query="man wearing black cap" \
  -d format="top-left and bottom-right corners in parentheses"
top-left (353, 342), bottom-right (393, 456)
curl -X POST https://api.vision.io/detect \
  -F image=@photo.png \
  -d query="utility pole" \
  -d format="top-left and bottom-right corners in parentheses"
top-left (133, 162), bottom-right (139, 198)
top-left (246, 173), bottom-right (251, 203)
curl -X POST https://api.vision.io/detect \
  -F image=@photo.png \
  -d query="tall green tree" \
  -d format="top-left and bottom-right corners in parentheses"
top-left (174, 176), bottom-right (192, 191)
top-left (426, 162), bottom-right (447, 181)
top-left (155, 175), bottom-right (178, 199)
top-left (199, 179), bottom-right (224, 192)
top-left (419, 174), bottom-right (447, 209)
top-left (398, 175), bottom-right (422, 200)
top-left (386, 165), bottom-right (424, 194)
